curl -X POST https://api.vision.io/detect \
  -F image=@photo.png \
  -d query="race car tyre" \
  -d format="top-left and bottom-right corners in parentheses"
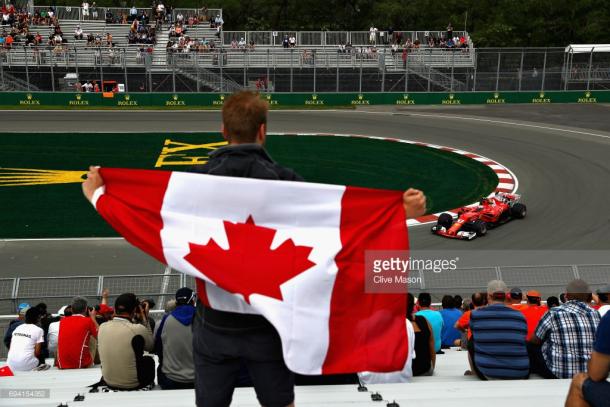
top-left (437, 213), bottom-right (453, 229)
top-left (473, 220), bottom-right (487, 236)
top-left (511, 203), bottom-right (527, 219)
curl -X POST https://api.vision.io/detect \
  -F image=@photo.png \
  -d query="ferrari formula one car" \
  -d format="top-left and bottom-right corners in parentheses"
top-left (431, 192), bottom-right (526, 240)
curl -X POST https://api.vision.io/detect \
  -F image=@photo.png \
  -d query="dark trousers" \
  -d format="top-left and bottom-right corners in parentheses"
top-left (131, 335), bottom-right (155, 389)
top-left (527, 342), bottom-right (557, 379)
top-left (157, 368), bottom-right (194, 390)
top-left (583, 378), bottom-right (610, 407)
top-left (192, 313), bottom-right (294, 407)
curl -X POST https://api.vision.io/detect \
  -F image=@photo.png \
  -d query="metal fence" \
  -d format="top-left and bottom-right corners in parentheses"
top-left (2, 46), bottom-right (609, 93)
top-left (30, 6), bottom-right (222, 22)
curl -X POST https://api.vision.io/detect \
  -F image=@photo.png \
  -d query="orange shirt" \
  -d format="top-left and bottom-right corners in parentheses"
top-left (456, 309), bottom-right (472, 339)
top-left (521, 304), bottom-right (547, 340)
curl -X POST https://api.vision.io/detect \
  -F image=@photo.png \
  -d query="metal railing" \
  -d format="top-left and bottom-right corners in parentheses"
top-left (2, 47), bottom-right (610, 93)
top-left (31, 6), bottom-right (222, 22)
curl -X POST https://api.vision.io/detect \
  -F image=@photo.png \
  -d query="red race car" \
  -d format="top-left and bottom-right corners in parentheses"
top-left (431, 193), bottom-right (527, 240)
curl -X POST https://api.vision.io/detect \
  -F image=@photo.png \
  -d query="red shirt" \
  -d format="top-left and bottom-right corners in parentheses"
top-left (57, 315), bottom-right (97, 369)
top-left (456, 310), bottom-right (473, 339)
top-left (520, 304), bottom-right (547, 340)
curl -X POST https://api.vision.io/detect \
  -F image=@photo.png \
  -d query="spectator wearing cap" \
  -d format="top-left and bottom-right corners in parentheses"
top-left (98, 293), bottom-right (154, 390)
top-left (508, 287), bottom-right (526, 310)
top-left (7, 307), bottom-right (49, 371)
top-left (520, 290), bottom-right (547, 340)
top-left (415, 292), bottom-right (443, 353)
top-left (595, 284), bottom-right (610, 317)
top-left (3, 303), bottom-right (30, 350)
top-left (439, 295), bottom-right (462, 348)
top-left (565, 312), bottom-right (610, 407)
top-left (57, 297), bottom-right (99, 369)
top-left (48, 305), bottom-right (72, 356)
top-left (529, 279), bottom-right (601, 379)
top-left (154, 287), bottom-right (197, 389)
top-left (469, 280), bottom-right (529, 380)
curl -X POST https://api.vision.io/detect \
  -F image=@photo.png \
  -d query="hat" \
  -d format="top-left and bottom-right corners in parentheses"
top-left (510, 287), bottom-right (523, 299)
top-left (56, 305), bottom-right (68, 316)
top-left (18, 303), bottom-right (30, 316)
top-left (526, 290), bottom-right (541, 298)
top-left (98, 304), bottom-right (114, 314)
top-left (487, 280), bottom-right (508, 299)
top-left (596, 284), bottom-right (610, 295)
top-left (175, 287), bottom-right (194, 304)
top-left (114, 293), bottom-right (139, 314)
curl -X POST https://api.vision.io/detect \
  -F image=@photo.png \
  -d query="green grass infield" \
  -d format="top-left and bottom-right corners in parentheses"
top-left (0, 132), bottom-right (498, 238)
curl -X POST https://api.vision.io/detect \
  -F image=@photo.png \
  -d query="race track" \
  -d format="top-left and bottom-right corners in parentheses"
top-left (2, 104), bottom-right (610, 277)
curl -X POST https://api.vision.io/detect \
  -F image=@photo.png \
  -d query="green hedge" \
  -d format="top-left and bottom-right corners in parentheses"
top-left (4, 90), bottom-right (607, 108)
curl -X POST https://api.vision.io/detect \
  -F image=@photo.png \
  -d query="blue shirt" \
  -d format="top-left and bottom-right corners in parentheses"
top-left (440, 308), bottom-right (462, 347)
top-left (416, 309), bottom-right (443, 352)
top-left (594, 311), bottom-right (610, 355)
top-left (470, 303), bottom-right (529, 379)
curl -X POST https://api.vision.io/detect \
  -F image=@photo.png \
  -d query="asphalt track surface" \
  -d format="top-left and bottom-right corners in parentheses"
top-left (1, 104), bottom-right (610, 278)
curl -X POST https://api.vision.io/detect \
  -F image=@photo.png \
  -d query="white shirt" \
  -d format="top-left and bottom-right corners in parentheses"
top-left (599, 304), bottom-right (610, 317)
top-left (7, 324), bottom-right (44, 371)
top-left (358, 319), bottom-right (416, 384)
top-left (82, 2), bottom-right (89, 11)
top-left (48, 321), bottom-right (60, 354)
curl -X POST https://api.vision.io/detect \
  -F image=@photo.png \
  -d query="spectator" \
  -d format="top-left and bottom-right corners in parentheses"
top-left (74, 25), bottom-right (83, 40)
top-left (415, 292), bottom-right (443, 353)
top-left (447, 22), bottom-right (453, 40)
top-left (91, 2), bottom-right (98, 20)
top-left (439, 295), bottom-right (462, 348)
top-left (3, 303), bottom-right (30, 350)
top-left (141, 298), bottom-right (156, 332)
top-left (57, 297), bottom-right (98, 369)
top-left (453, 295), bottom-right (463, 310)
top-left (529, 279), bottom-right (601, 379)
top-left (455, 292), bottom-right (486, 345)
top-left (98, 293), bottom-right (154, 390)
top-left (289, 35), bottom-right (296, 47)
top-left (596, 284), bottom-right (610, 316)
top-left (165, 299), bottom-right (177, 313)
top-left (82, 2), bottom-right (90, 20)
top-left (35, 303), bottom-right (53, 365)
top-left (508, 287), bottom-right (526, 310)
top-left (154, 287), bottom-right (196, 389)
top-left (48, 305), bottom-right (72, 356)
top-left (520, 290), bottom-right (547, 340)
top-left (7, 307), bottom-right (50, 371)
top-left (547, 296), bottom-right (560, 309)
top-left (469, 280), bottom-right (529, 380)
top-left (408, 293), bottom-right (435, 376)
top-left (565, 312), bottom-right (610, 407)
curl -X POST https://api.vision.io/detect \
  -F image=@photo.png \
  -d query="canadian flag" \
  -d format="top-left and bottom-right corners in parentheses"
top-left (92, 168), bottom-right (409, 375)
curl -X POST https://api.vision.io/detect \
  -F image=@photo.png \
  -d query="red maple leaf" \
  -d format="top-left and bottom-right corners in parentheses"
top-left (184, 216), bottom-right (316, 304)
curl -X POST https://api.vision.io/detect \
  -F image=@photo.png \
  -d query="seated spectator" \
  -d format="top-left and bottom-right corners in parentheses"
top-left (141, 298), bottom-right (156, 332)
top-left (508, 287), bottom-right (526, 310)
top-left (547, 296), bottom-right (560, 309)
top-left (440, 295), bottom-right (462, 348)
top-left (74, 25), bottom-right (83, 40)
top-left (455, 292), bottom-right (486, 345)
top-left (565, 312), bottom-right (610, 407)
top-left (98, 293), bottom-right (154, 390)
top-left (56, 297), bottom-right (98, 369)
top-left (520, 290), bottom-right (547, 340)
top-left (408, 293), bottom-right (435, 376)
top-left (3, 303), bottom-right (30, 350)
top-left (529, 279), bottom-right (601, 379)
top-left (48, 305), bottom-right (72, 355)
top-left (469, 280), bottom-right (529, 380)
top-left (415, 292), bottom-right (443, 353)
top-left (7, 307), bottom-right (50, 371)
top-left (154, 287), bottom-right (196, 389)
top-left (596, 285), bottom-right (610, 316)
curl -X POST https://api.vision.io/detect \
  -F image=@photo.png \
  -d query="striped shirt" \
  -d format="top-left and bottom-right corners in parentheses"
top-left (534, 300), bottom-right (600, 379)
top-left (470, 303), bottom-right (529, 379)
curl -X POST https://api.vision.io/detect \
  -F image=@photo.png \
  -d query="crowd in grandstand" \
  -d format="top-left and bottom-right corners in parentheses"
top-left (3, 278), bottom-right (609, 406)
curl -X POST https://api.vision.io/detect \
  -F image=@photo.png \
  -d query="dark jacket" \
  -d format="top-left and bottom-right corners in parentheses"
top-left (3, 319), bottom-right (23, 349)
top-left (192, 143), bottom-right (303, 330)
